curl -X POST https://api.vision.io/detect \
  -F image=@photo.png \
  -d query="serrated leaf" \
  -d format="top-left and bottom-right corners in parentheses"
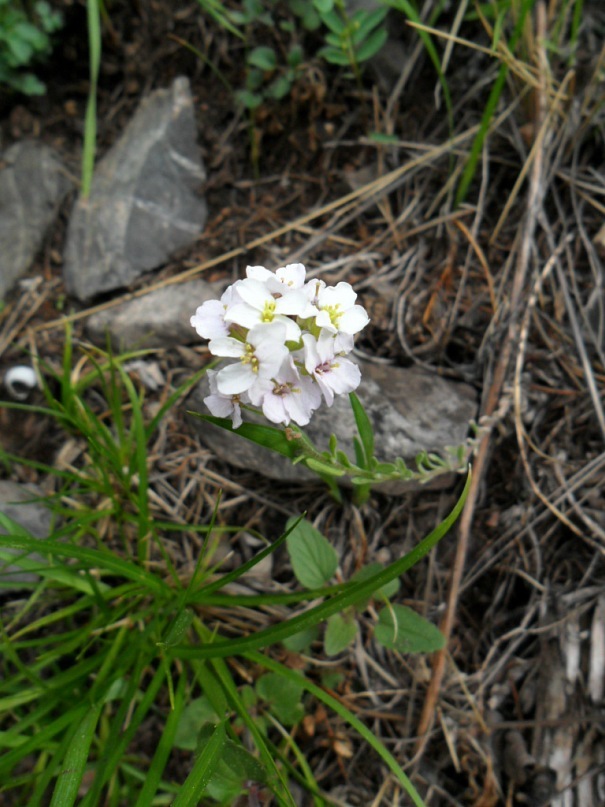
top-left (374, 605), bottom-right (445, 654)
top-left (286, 517), bottom-right (338, 589)
top-left (324, 611), bottom-right (358, 656)
top-left (247, 45), bottom-right (277, 71)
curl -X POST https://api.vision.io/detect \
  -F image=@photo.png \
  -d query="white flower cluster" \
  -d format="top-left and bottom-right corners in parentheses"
top-left (191, 263), bottom-right (370, 428)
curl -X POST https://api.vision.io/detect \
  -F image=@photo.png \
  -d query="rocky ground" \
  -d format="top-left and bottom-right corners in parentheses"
top-left (1, 1), bottom-right (604, 805)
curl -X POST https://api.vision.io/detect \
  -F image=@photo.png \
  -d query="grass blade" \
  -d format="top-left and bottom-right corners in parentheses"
top-left (49, 703), bottom-right (103, 807)
top-left (250, 651), bottom-right (426, 807)
top-left (171, 471), bottom-right (471, 659)
top-left (82, 0), bottom-right (101, 196)
top-left (171, 720), bottom-right (226, 807)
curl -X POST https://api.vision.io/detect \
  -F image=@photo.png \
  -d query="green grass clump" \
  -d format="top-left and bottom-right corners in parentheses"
top-left (0, 335), bottom-right (468, 805)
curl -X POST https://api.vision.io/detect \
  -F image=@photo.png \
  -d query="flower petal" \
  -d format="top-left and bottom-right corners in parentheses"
top-left (216, 363), bottom-right (255, 395)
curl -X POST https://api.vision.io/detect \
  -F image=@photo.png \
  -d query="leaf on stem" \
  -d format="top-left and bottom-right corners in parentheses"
top-left (286, 517), bottom-right (338, 589)
top-left (374, 604), bottom-right (445, 653)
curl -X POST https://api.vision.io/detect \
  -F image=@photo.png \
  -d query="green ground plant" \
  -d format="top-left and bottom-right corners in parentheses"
top-left (0, 0), bottom-right (62, 95)
top-left (194, 0), bottom-right (390, 112)
top-left (0, 336), bottom-right (470, 805)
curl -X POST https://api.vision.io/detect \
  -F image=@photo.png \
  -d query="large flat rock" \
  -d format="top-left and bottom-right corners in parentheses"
top-left (0, 141), bottom-right (71, 299)
top-left (86, 279), bottom-right (225, 350)
top-left (188, 361), bottom-right (477, 494)
top-left (63, 77), bottom-right (207, 301)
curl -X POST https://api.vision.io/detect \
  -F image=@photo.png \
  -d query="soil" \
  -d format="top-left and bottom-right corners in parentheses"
top-left (1, 1), bottom-right (605, 806)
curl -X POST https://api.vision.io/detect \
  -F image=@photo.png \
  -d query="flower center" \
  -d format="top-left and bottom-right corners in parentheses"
top-left (261, 300), bottom-right (277, 322)
top-left (241, 343), bottom-right (259, 373)
top-left (315, 361), bottom-right (331, 376)
top-left (322, 304), bottom-right (342, 328)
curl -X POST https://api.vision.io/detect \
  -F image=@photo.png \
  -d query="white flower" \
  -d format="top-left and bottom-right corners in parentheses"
top-left (210, 323), bottom-right (288, 396)
top-left (191, 263), bottom-right (370, 428)
top-left (302, 331), bottom-right (361, 406)
top-left (304, 279), bottom-right (369, 336)
top-left (246, 263), bottom-right (306, 293)
top-left (248, 358), bottom-right (321, 426)
top-left (224, 278), bottom-right (307, 341)
top-left (204, 370), bottom-right (248, 429)
top-left (191, 284), bottom-right (242, 340)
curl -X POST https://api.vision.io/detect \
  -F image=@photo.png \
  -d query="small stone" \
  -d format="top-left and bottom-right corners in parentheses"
top-left (86, 279), bottom-right (225, 350)
top-left (0, 141), bottom-right (72, 299)
top-left (63, 77), bottom-right (208, 301)
top-left (0, 481), bottom-right (52, 586)
top-left (187, 361), bottom-right (477, 495)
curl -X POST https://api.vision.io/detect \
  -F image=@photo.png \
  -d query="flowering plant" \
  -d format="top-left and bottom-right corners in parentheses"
top-left (191, 263), bottom-right (468, 498)
top-left (191, 262), bottom-right (368, 429)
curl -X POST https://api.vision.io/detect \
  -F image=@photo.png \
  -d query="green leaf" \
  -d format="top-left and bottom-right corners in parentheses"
top-left (267, 74), bottom-right (292, 100)
top-left (313, 0), bottom-right (334, 14)
top-left (349, 393), bottom-right (374, 467)
top-left (324, 611), bottom-right (358, 656)
top-left (161, 609), bottom-right (194, 647)
top-left (170, 471), bottom-right (472, 660)
top-left (189, 413), bottom-right (299, 460)
top-left (249, 651), bottom-right (427, 807)
top-left (247, 45), bottom-right (277, 71)
top-left (286, 517), bottom-right (338, 589)
top-left (245, 66), bottom-right (265, 91)
top-left (287, 44), bottom-right (304, 67)
top-left (282, 625), bottom-right (319, 652)
top-left (134, 674), bottom-right (187, 806)
top-left (305, 457), bottom-right (344, 477)
top-left (350, 563), bottom-right (400, 609)
top-left (353, 7), bottom-right (388, 42)
top-left (234, 89), bottom-right (263, 109)
top-left (174, 697), bottom-right (219, 751)
top-left (320, 9), bottom-right (345, 35)
top-left (256, 672), bottom-right (305, 726)
top-left (368, 132), bottom-right (400, 145)
top-left (302, 8), bottom-right (321, 30)
top-left (356, 26), bottom-right (389, 62)
top-left (172, 722), bottom-right (226, 807)
top-left (374, 605), bottom-right (445, 653)
top-left (204, 741), bottom-right (268, 804)
top-left (49, 703), bottom-right (102, 807)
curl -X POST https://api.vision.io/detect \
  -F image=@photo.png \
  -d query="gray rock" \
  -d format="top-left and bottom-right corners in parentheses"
top-left (63, 77), bottom-right (207, 301)
top-left (0, 481), bottom-right (52, 586)
top-left (188, 361), bottom-right (477, 494)
top-left (0, 141), bottom-right (71, 299)
top-left (86, 279), bottom-right (225, 350)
